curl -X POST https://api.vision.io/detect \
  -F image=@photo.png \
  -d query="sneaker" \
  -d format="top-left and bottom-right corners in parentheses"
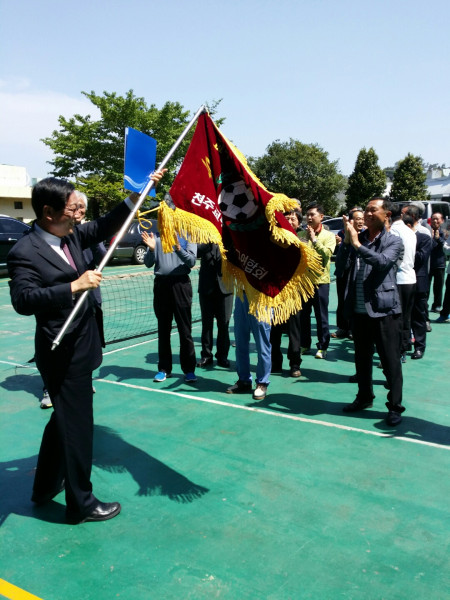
top-left (92, 386), bottom-right (96, 394)
top-left (253, 383), bottom-right (268, 400)
top-left (426, 321), bottom-right (432, 333)
top-left (290, 366), bottom-right (301, 378)
top-left (227, 380), bottom-right (252, 394)
top-left (184, 372), bottom-right (197, 383)
top-left (431, 306), bottom-right (442, 313)
top-left (436, 315), bottom-right (450, 323)
top-left (331, 328), bottom-right (348, 339)
top-left (300, 347), bottom-right (310, 355)
top-left (400, 354), bottom-right (407, 364)
top-left (315, 349), bottom-right (327, 359)
top-left (154, 371), bottom-right (167, 382)
top-left (40, 390), bottom-right (52, 409)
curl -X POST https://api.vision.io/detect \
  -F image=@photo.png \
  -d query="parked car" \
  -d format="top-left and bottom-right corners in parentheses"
top-left (322, 217), bottom-right (344, 237)
top-left (392, 200), bottom-right (450, 225)
top-left (104, 219), bottom-right (159, 265)
top-left (0, 215), bottom-right (31, 272)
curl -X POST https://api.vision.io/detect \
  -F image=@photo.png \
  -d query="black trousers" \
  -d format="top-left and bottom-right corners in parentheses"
top-left (429, 267), bottom-right (445, 309)
top-left (33, 371), bottom-right (96, 516)
top-left (398, 283), bottom-right (416, 354)
top-left (270, 310), bottom-right (302, 370)
top-left (352, 313), bottom-right (403, 410)
top-left (199, 287), bottom-right (233, 361)
top-left (154, 275), bottom-right (196, 374)
top-left (300, 283), bottom-right (330, 350)
top-left (440, 274), bottom-right (450, 318)
top-left (411, 290), bottom-right (428, 352)
top-left (335, 276), bottom-right (350, 332)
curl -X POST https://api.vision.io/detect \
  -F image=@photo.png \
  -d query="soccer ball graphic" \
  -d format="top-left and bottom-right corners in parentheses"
top-left (218, 180), bottom-right (258, 221)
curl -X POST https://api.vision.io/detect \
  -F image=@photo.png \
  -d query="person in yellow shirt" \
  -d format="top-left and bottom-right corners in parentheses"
top-left (298, 202), bottom-right (336, 359)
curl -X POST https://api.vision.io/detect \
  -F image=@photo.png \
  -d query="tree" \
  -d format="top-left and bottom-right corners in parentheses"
top-left (389, 153), bottom-right (429, 203)
top-left (42, 91), bottom-right (222, 217)
top-left (248, 139), bottom-right (346, 216)
top-left (345, 147), bottom-right (386, 212)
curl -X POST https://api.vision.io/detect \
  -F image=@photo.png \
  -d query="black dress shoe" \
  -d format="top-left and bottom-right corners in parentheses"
top-left (386, 410), bottom-right (402, 426)
top-left (411, 350), bottom-right (424, 360)
top-left (67, 501), bottom-right (121, 524)
top-left (31, 479), bottom-right (65, 505)
top-left (196, 357), bottom-right (213, 368)
top-left (343, 398), bottom-right (373, 412)
top-left (216, 358), bottom-right (230, 368)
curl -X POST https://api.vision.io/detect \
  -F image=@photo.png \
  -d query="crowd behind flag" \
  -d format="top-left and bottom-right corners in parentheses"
top-left (158, 112), bottom-right (323, 324)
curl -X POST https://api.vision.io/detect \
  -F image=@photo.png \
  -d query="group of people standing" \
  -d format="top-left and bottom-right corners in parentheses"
top-left (6, 169), bottom-right (448, 524)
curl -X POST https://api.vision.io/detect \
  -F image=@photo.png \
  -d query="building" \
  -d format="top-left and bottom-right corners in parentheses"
top-left (0, 165), bottom-right (36, 222)
top-left (384, 167), bottom-right (450, 201)
top-left (426, 168), bottom-right (450, 201)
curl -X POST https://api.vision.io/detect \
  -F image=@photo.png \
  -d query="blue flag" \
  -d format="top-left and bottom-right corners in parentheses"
top-left (124, 127), bottom-right (157, 197)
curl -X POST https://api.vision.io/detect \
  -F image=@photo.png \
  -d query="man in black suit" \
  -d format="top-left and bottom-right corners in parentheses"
top-left (336, 197), bottom-right (405, 426)
top-left (196, 243), bottom-right (233, 368)
top-left (402, 205), bottom-right (432, 358)
top-left (7, 173), bottom-right (164, 523)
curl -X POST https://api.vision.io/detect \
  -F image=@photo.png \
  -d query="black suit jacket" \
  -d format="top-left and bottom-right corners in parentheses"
top-left (7, 202), bottom-right (129, 378)
top-left (197, 243), bottom-right (232, 296)
top-left (414, 231), bottom-right (432, 293)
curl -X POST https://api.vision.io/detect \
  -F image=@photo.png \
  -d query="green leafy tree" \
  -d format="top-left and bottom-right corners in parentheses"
top-left (389, 153), bottom-right (429, 203)
top-left (42, 91), bottom-right (222, 217)
top-left (248, 139), bottom-right (346, 216)
top-left (345, 147), bottom-right (386, 212)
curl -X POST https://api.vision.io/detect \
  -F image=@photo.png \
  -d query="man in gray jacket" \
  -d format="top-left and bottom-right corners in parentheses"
top-left (336, 197), bottom-right (405, 426)
top-left (142, 230), bottom-right (197, 383)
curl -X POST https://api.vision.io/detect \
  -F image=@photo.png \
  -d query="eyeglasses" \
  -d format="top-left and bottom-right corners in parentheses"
top-left (64, 204), bottom-right (85, 216)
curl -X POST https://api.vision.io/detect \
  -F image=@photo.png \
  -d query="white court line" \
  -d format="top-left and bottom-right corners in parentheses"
top-left (96, 378), bottom-right (450, 451)
top-left (0, 360), bottom-right (37, 370)
top-left (103, 324), bottom-right (201, 356)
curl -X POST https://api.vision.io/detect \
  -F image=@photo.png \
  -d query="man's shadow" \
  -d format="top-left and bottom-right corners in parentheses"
top-left (0, 371), bottom-right (42, 401)
top-left (93, 425), bottom-right (209, 502)
top-left (247, 392), bottom-right (450, 447)
top-left (0, 425), bottom-right (208, 526)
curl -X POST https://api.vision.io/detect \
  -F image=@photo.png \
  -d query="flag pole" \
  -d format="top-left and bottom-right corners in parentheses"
top-left (51, 104), bottom-right (207, 351)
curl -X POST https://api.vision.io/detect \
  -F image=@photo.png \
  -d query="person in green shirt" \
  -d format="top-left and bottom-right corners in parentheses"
top-left (298, 202), bottom-right (336, 359)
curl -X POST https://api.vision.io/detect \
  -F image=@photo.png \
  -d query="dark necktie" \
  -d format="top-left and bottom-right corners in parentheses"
top-left (60, 238), bottom-right (78, 272)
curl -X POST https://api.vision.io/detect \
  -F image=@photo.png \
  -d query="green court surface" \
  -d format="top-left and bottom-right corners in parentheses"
top-left (0, 263), bottom-right (449, 600)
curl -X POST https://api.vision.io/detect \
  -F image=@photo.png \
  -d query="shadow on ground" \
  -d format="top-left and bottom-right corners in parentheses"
top-left (0, 424), bottom-right (208, 527)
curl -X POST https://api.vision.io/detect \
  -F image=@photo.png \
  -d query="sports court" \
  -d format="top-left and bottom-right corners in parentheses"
top-left (1, 262), bottom-right (449, 599)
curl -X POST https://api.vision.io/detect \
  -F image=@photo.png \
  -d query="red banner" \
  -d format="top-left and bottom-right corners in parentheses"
top-left (159, 113), bottom-right (321, 323)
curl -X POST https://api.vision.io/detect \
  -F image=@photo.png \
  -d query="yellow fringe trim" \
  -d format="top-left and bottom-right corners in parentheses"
top-left (265, 194), bottom-right (304, 248)
top-left (221, 241), bottom-right (323, 324)
top-left (158, 198), bottom-right (324, 324)
top-left (158, 201), bottom-right (227, 260)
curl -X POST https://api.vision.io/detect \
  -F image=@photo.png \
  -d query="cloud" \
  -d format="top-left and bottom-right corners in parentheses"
top-left (0, 82), bottom-right (100, 177)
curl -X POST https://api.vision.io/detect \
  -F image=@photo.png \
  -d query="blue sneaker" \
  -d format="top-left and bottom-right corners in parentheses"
top-left (154, 371), bottom-right (167, 382)
top-left (436, 315), bottom-right (450, 323)
top-left (184, 372), bottom-right (197, 383)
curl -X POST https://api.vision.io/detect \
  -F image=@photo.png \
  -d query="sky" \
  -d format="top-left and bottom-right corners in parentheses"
top-left (1, 0), bottom-right (449, 181)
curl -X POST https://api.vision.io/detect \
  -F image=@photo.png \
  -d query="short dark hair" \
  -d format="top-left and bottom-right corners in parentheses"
top-left (390, 203), bottom-right (403, 220)
top-left (32, 177), bottom-right (75, 219)
top-left (368, 196), bottom-right (392, 213)
top-left (402, 205), bottom-right (420, 223)
top-left (349, 208), bottom-right (364, 220)
top-left (402, 214), bottom-right (414, 228)
top-left (305, 202), bottom-right (324, 215)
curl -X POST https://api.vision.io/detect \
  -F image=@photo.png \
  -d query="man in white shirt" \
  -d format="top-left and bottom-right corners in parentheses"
top-left (390, 204), bottom-right (417, 361)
